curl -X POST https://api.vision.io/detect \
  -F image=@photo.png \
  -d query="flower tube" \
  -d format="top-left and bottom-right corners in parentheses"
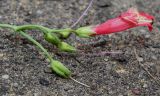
top-left (76, 8), bottom-right (154, 37)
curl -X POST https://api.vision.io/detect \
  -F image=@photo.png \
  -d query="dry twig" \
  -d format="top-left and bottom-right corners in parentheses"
top-left (133, 48), bottom-right (160, 86)
top-left (70, 77), bottom-right (90, 88)
top-left (71, 0), bottom-right (94, 28)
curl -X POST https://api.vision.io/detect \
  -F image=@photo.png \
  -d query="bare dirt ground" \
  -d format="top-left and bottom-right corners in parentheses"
top-left (0, 0), bottom-right (160, 96)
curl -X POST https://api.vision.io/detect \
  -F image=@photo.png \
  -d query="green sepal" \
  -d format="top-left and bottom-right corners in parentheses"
top-left (75, 26), bottom-right (95, 38)
top-left (44, 32), bottom-right (61, 46)
top-left (50, 60), bottom-right (71, 78)
top-left (58, 28), bottom-right (73, 38)
top-left (58, 42), bottom-right (76, 52)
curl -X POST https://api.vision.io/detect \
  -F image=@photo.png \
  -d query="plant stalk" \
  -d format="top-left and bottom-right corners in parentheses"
top-left (19, 31), bottom-right (53, 62)
top-left (0, 24), bottom-right (16, 30)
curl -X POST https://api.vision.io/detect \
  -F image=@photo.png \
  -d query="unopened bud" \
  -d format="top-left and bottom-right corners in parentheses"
top-left (50, 60), bottom-right (71, 78)
top-left (44, 32), bottom-right (61, 46)
top-left (58, 42), bottom-right (76, 52)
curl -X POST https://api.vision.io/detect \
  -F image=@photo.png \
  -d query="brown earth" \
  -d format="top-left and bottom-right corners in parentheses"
top-left (0, 0), bottom-right (160, 96)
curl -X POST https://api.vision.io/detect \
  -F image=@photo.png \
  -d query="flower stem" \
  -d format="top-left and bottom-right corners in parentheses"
top-left (19, 31), bottom-right (53, 62)
top-left (0, 24), bottom-right (76, 38)
top-left (16, 25), bottom-right (51, 34)
top-left (0, 24), bottom-right (17, 30)
top-left (16, 25), bottom-right (73, 33)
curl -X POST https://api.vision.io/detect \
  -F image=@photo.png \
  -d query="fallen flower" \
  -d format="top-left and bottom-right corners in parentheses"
top-left (76, 8), bottom-right (154, 37)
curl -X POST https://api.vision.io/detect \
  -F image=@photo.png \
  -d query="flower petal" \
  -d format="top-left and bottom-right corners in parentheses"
top-left (139, 12), bottom-right (154, 20)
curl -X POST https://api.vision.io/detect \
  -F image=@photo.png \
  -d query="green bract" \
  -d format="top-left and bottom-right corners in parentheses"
top-left (56, 28), bottom-right (73, 38)
top-left (50, 60), bottom-right (71, 78)
top-left (75, 26), bottom-right (95, 38)
top-left (44, 32), bottom-right (61, 46)
top-left (58, 42), bottom-right (76, 52)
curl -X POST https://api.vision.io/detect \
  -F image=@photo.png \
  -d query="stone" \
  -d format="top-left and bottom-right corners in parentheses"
top-left (2, 74), bottom-right (9, 79)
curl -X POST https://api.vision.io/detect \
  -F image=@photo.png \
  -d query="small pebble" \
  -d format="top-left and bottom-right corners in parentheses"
top-left (0, 53), bottom-right (4, 57)
top-left (139, 29), bottom-right (146, 33)
top-left (137, 57), bottom-right (143, 62)
top-left (143, 83), bottom-right (148, 88)
top-left (44, 67), bottom-right (52, 73)
top-left (34, 92), bottom-right (41, 96)
top-left (132, 88), bottom-right (141, 95)
top-left (104, 58), bottom-right (109, 62)
top-left (36, 10), bottom-right (43, 15)
top-left (39, 78), bottom-right (50, 87)
top-left (2, 74), bottom-right (9, 79)
top-left (151, 55), bottom-right (157, 60)
top-left (145, 34), bottom-right (151, 38)
top-left (13, 83), bottom-right (18, 87)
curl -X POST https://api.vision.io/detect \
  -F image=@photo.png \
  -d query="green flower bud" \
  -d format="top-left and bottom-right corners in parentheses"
top-left (50, 60), bottom-right (71, 78)
top-left (75, 26), bottom-right (95, 38)
top-left (44, 32), bottom-right (61, 46)
top-left (58, 29), bottom-right (72, 38)
top-left (58, 42), bottom-right (76, 52)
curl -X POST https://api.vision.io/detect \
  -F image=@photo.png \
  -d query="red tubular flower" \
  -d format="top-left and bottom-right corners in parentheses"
top-left (76, 8), bottom-right (154, 37)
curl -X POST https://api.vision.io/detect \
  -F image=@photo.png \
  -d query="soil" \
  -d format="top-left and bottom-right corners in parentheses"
top-left (0, 0), bottom-right (160, 96)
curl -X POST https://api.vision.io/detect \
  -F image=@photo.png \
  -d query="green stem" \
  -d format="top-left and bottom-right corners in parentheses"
top-left (50, 28), bottom-right (75, 33)
top-left (16, 25), bottom-right (52, 34)
top-left (15, 25), bottom-right (76, 34)
top-left (16, 24), bottom-right (72, 33)
top-left (0, 24), bottom-right (76, 35)
top-left (19, 31), bottom-right (53, 62)
top-left (0, 24), bottom-right (17, 30)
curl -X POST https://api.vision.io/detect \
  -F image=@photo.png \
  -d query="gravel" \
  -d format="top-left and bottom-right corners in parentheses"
top-left (0, 0), bottom-right (160, 95)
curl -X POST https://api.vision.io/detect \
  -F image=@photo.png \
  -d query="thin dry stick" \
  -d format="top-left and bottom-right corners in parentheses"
top-left (70, 77), bottom-right (90, 88)
top-left (71, 0), bottom-right (94, 28)
top-left (133, 48), bottom-right (160, 86)
top-left (84, 51), bottom-right (123, 57)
